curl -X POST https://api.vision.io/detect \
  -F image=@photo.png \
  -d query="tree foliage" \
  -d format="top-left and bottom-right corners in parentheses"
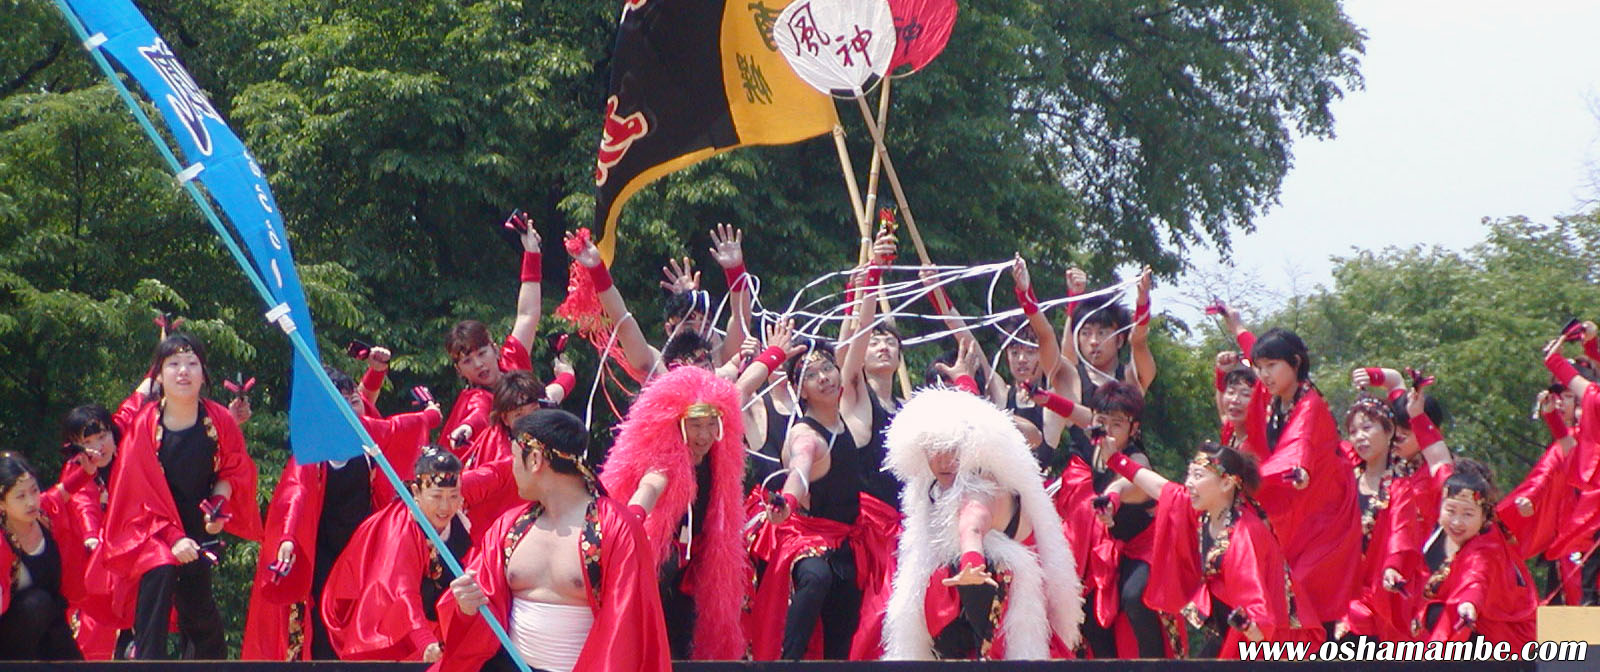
top-left (3, 0), bottom-right (1364, 653)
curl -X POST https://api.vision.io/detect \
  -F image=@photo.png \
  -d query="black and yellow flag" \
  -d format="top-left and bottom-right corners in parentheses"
top-left (592, 0), bottom-right (839, 262)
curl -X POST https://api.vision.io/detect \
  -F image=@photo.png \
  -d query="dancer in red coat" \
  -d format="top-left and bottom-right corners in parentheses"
top-left (83, 333), bottom-right (263, 659)
top-left (435, 409), bottom-right (670, 672)
top-left (0, 451), bottom-right (84, 660)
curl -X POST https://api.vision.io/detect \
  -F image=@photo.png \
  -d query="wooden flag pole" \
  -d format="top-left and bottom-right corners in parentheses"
top-left (855, 79), bottom-right (915, 398)
top-left (853, 93), bottom-right (932, 266)
top-left (831, 124), bottom-right (868, 237)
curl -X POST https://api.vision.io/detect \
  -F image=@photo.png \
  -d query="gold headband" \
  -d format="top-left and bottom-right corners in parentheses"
top-left (413, 471), bottom-right (459, 489)
top-left (1446, 488), bottom-right (1485, 508)
top-left (515, 433), bottom-right (599, 489)
top-left (683, 402), bottom-right (722, 419)
top-left (1191, 453), bottom-right (1241, 486)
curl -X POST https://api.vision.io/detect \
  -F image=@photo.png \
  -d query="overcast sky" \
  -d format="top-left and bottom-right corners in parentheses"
top-left (1151, 0), bottom-right (1600, 324)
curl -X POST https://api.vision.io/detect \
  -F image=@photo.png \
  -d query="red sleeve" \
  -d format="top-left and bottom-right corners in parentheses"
top-left (208, 400), bottom-right (264, 542)
top-left (0, 543), bottom-right (12, 614)
top-left (500, 334), bottom-right (533, 374)
top-left (362, 407), bottom-right (440, 483)
top-left (69, 483), bottom-right (104, 544)
top-left (461, 458), bottom-right (513, 508)
top-left (275, 461), bottom-right (321, 558)
top-left (1142, 482), bottom-right (1202, 615)
top-left (1236, 329), bottom-right (1257, 360)
top-left (572, 499), bottom-right (671, 672)
top-left (433, 506), bottom-right (524, 672)
top-left (1219, 513), bottom-right (1292, 637)
top-left (56, 461), bottom-right (92, 495)
top-left (1496, 442), bottom-right (1571, 559)
top-left (112, 390), bottom-right (147, 435)
top-left (1239, 380), bottom-right (1271, 463)
top-left (1570, 384), bottom-right (1600, 489)
top-left (321, 503), bottom-right (437, 661)
top-left (442, 389), bottom-right (493, 448)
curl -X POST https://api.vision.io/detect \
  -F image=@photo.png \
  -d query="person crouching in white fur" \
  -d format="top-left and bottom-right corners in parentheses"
top-left (880, 387), bottom-right (1083, 659)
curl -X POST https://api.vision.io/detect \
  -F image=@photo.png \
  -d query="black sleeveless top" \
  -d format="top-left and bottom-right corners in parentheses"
top-left (1004, 385), bottom-right (1055, 469)
top-left (1074, 440), bottom-right (1156, 542)
top-left (859, 388), bottom-right (903, 509)
top-left (797, 417), bottom-right (861, 525)
top-left (1067, 360), bottom-right (1128, 459)
top-left (745, 395), bottom-right (792, 490)
top-left (158, 408), bottom-right (219, 542)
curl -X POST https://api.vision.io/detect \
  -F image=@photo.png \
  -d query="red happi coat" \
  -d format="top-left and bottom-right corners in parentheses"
top-left (82, 397), bottom-right (263, 629)
top-left (1409, 526), bottom-right (1537, 646)
top-left (430, 497), bottom-right (671, 672)
top-left (1051, 455), bottom-right (1120, 631)
top-left (1498, 439), bottom-right (1576, 561)
top-left (317, 460), bottom-right (510, 661)
top-left (1240, 382), bottom-right (1361, 623)
top-left (441, 335), bottom-right (532, 450)
top-left (744, 487), bottom-right (899, 661)
top-left (1345, 458), bottom-right (1453, 640)
top-left (458, 423), bottom-right (524, 543)
top-left (241, 407), bottom-right (441, 660)
top-left (1143, 483), bottom-right (1323, 658)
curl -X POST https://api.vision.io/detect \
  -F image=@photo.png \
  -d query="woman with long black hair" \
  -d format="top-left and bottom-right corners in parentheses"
top-left (0, 451), bottom-right (83, 659)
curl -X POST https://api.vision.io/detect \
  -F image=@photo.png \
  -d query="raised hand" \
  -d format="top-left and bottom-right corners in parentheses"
top-left (659, 256), bottom-right (700, 293)
top-left (1009, 254), bottom-right (1032, 293)
top-left (1064, 267), bottom-right (1088, 296)
top-left (708, 223), bottom-right (744, 270)
top-left (564, 231), bottom-right (602, 268)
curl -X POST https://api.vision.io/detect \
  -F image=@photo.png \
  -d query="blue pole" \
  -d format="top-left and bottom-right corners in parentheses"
top-left (48, 4), bottom-right (531, 669)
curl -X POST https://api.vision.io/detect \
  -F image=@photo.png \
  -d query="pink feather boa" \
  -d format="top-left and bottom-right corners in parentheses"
top-left (599, 366), bottom-right (750, 659)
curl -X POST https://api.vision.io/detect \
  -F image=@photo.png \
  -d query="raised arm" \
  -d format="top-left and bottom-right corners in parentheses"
top-left (1011, 255), bottom-right (1062, 380)
top-left (509, 221), bottom-right (543, 352)
top-left (738, 319), bottom-right (806, 401)
top-left (567, 231), bottom-right (661, 381)
top-left (1406, 389), bottom-right (1454, 472)
top-left (1545, 336), bottom-right (1591, 398)
top-left (709, 224), bottom-right (750, 367)
top-left (1128, 268), bottom-right (1156, 391)
top-left (1058, 267), bottom-right (1087, 368)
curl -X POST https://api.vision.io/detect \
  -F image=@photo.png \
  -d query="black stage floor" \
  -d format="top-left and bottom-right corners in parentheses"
top-left (3, 653), bottom-right (1596, 671)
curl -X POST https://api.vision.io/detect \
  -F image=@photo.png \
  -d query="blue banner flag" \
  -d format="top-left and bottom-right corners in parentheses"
top-left (60, 0), bottom-right (362, 464)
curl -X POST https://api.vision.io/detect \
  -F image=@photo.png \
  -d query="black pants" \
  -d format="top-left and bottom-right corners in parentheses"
top-left (0, 586), bottom-right (82, 660)
top-left (660, 561), bottom-right (698, 659)
top-left (1078, 592), bottom-right (1118, 658)
top-left (1118, 558), bottom-right (1165, 657)
top-left (1543, 545), bottom-right (1600, 606)
top-left (781, 546), bottom-right (861, 660)
top-left (125, 562), bottom-right (225, 659)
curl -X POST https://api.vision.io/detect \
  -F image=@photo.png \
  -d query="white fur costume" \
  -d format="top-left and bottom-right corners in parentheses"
top-left (881, 388), bottom-right (1083, 659)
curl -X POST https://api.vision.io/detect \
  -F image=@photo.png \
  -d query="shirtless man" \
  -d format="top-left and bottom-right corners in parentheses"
top-left (434, 410), bottom-right (668, 672)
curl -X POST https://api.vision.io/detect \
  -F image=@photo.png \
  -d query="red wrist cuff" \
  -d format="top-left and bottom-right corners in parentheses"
top-left (958, 551), bottom-right (986, 572)
top-left (1546, 350), bottom-right (1582, 388)
top-left (361, 365), bottom-right (387, 393)
top-left (723, 263), bottom-right (749, 293)
top-left (519, 251), bottom-right (541, 283)
top-left (1363, 368), bottom-right (1387, 387)
top-left (1214, 367), bottom-right (1227, 392)
top-left (552, 372), bottom-right (577, 398)
top-left (627, 503), bottom-right (647, 522)
top-left (1015, 286), bottom-right (1040, 316)
top-left (1584, 338), bottom-right (1600, 363)
top-left (1134, 300), bottom-right (1151, 326)
top-left (408, 628), bottom-right (438, 653)
top-left (1107, 452), bottom-right (1142, 482)
top-left (1106, 491), bottom-right (1122, 512)
top-left (584, 261), bottom-right (614, 293)
top-left (156, 525), bottom-right (185, 547)
top-left (863, 267), bottom-right (883, 288)
top-left (1034, 390), bottom-right (1076, 417)
top-left (781, 493), bottom-right (800, 513)
top-left (952, 374), bottom-right (980, 395)
top-left (1542, 409), bottom-right (1570, 441)
top-left (754, 346), bottom-right (788, 371)
top-left (1236, 330), bottom-right (1256, 360)
top-left (1409, 413), bottom-right (1444, 449)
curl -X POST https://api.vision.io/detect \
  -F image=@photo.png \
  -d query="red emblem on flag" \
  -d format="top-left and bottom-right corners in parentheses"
top-left (595, 95), bottom-right (650, 187)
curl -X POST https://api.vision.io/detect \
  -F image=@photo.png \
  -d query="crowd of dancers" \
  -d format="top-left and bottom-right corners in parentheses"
top-left (2, 218), bottom-right (1596, 669)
